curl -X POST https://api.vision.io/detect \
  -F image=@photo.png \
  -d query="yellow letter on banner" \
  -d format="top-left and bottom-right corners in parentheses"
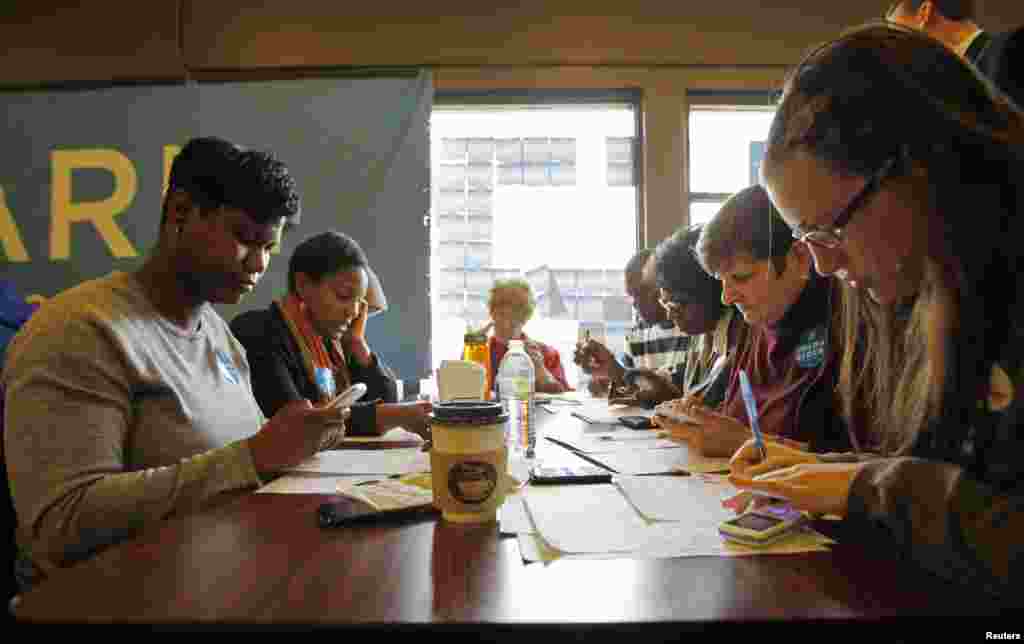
top-left (50, 149), bottom-right (139, 260)
top-left (0, 186), bottom-right (30, 262)
top-left (163, 144), bottom-right (181, 199)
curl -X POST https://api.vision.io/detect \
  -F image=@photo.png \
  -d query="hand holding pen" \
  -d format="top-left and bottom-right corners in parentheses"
top-left (737, 370), bottom-right (767, 463)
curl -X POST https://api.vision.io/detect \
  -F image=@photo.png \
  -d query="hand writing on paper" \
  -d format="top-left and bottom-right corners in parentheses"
top-left (573, 338), bottom-right (619, 381)
top-left (728, 462), bottom-right (865, 517)
top-left (247, 399), bottom-right (351, 475)
top-left (612, 368), bottom-right (681, 407)
top-left (656, 404), bottom-right (750, 457)
top-left (728, 438), bottom-right (819, 478)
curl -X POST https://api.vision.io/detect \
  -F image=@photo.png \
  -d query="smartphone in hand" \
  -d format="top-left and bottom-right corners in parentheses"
top-left (327, 383), bottom-right (368, 409)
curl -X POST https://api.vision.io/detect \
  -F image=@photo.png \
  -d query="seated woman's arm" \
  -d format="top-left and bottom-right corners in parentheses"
top-left (4, 318), bottom-right (262, 579)
top-left (847, 456), bottom-right (1023, 598)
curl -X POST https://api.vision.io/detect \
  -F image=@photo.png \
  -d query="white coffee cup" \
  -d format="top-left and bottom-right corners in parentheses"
top-left (428, 401), bottom-right (509, 523)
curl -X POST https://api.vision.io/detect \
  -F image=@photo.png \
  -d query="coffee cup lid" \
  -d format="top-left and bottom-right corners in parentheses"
top-left (430, 400), bottom-right (508, 424)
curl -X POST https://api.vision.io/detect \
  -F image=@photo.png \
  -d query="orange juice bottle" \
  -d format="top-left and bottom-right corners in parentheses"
top-left (462, 327), bottom-right (490, 400)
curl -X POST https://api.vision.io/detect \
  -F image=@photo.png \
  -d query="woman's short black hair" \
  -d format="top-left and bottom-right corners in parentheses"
top-left (164, 136), bottom-right (301, 227)
top-left (654, 224), bottom-right (724, 317)
top-left (288, 231), bottom-right (368, 293)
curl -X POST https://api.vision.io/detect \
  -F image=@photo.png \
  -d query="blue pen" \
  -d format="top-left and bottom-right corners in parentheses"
top-left (738, 370), bottom-right (768, 463)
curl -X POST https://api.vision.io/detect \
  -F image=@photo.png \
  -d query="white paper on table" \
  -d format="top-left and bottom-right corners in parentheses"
top-left (257, 474), bottom-right (380, 494)
top-left (522, 484), bottom-right (652, 553)
top-left (581, 446), bottom-right (729, 475)
top-left (518, 526), bottom-right (834, 563)
top-left (547, 431), bottom-right (680, 454)
top-left (498, 493), bottom-right (533, 536)
top-left (340, 427), bottom-right (425, 443)
top-left (567, 400), bottom-right (653, 427)
top-left (283, 448), bottom-right (430, 475)
top-left (518, 476), bottom-right (833, 563)
top-left (517, 532), bottom-right (547, 562)
top-left (614, 475), bottom-right (737, 522)
top-left (336, 477), bottom-right (434, 511)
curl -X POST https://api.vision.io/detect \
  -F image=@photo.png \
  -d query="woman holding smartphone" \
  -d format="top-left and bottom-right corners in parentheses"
top-left (730, 23), bottom-right (1024, 597)
top-left (232, 231), bottom-right (431, 438)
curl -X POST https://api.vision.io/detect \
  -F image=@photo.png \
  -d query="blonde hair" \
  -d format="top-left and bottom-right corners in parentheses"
top-left (767, 23), bottom-right (1024, 458)
top-left (488, 278), bottom-right (536, 322)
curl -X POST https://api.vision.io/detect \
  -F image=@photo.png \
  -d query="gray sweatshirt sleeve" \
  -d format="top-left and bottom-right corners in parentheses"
top-left (4, 315), bottom-right (262, 575)
top-left (845, 456), bottom-right (1024, 597)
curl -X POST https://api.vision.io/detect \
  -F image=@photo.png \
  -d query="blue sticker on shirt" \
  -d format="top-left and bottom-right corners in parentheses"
top-left (314, 367), bottom-right (336, 398)
top-left (795, 326), bottom-right (826, 369)
top-left (216, 349), bottom-right (241, 385)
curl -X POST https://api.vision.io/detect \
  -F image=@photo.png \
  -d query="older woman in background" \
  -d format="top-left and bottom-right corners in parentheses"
top-left (485, 278), bottom-right (570, 394)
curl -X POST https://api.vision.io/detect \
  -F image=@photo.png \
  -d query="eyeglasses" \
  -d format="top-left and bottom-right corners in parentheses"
top-left (657, 288), bottom-right (692, 309)
top-left (790, 157), bottom-right (897, 249)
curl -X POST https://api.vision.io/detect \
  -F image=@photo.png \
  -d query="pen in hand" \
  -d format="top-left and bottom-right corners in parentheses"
top-left (738, 370), bottom-right (768, 463)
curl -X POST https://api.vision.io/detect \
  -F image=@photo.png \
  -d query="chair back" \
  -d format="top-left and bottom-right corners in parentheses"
top-left (0, 283), bottom-right (35, 614)
top-left (0, 384), bottom-right (15, 614)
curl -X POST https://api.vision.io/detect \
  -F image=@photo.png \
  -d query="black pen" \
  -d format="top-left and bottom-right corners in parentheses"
top-left (354, 474), bottom-right (402, 486)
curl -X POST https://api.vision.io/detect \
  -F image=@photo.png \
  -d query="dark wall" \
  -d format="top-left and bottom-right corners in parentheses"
top-left (0, 75), bottom-right (432, 382)
top-left (3, 1), bottom-right (1024, 85)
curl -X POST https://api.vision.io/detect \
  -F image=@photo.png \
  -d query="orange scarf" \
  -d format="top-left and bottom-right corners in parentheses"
top-left (275, 294), bottom-right (352, 404)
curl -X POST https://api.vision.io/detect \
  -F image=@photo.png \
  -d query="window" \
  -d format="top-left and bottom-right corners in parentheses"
top-left (605, 137), bottom-right (634, 187)
top-left (430, 101), bottom-right (640, 384)
top-left (688, 103), bottom-right (775, 226)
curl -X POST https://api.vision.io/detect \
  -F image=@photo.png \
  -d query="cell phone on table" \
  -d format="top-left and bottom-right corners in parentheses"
top-left (718, 503), bottom-right (806, 546)
top-left (317, 496), bottom-right (432, 528)
top-left (618, 415), bottom-right (656, 430)
top-left (529, 464), bottom-right (613, 485)
top-left (327, 382), bottom-right (368, 409)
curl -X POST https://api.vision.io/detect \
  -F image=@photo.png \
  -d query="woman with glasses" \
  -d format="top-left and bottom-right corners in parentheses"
top-left (730, 24), bottom-right (1024, 597)
top-left (231, 231), bottom-right (432, 438)
top-left (655, 185), bottom-right (863, 457)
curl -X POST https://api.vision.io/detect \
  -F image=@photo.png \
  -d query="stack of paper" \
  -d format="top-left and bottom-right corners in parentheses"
top-left (547, 431), bottom-right (680, 454)
top-left (259, 448), bottom-right (432, 495)
top-left (571, 444), bottom-right (730, 475)
top-left (511, 475), bottom-right (833, 562)
top-left (283, 448), bottom-right (430, 475)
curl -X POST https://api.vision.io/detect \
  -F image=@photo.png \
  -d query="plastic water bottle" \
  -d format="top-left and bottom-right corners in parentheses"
top-left (496, 339), bottom-right (536, 458)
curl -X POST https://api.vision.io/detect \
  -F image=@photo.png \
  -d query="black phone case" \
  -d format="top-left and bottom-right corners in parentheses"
top-left (618, 415), bottom-right (656, 429)
top-left (317, 497), bottom-right (433, 528)
top-left (529, 466), bottom-right (613, 485)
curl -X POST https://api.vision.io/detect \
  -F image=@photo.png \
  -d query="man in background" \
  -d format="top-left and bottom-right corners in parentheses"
top-left (886, 0), bottom-right (1024, 108)
top-left (574, 249), bottom-right (687, 405)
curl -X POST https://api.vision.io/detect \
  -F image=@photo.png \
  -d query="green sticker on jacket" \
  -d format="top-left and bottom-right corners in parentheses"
top-left (796, 326), bottom-right (826, 369)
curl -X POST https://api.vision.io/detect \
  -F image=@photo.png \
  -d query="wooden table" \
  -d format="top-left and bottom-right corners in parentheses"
top-left (11, 402), bottom-right (1015, 628)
